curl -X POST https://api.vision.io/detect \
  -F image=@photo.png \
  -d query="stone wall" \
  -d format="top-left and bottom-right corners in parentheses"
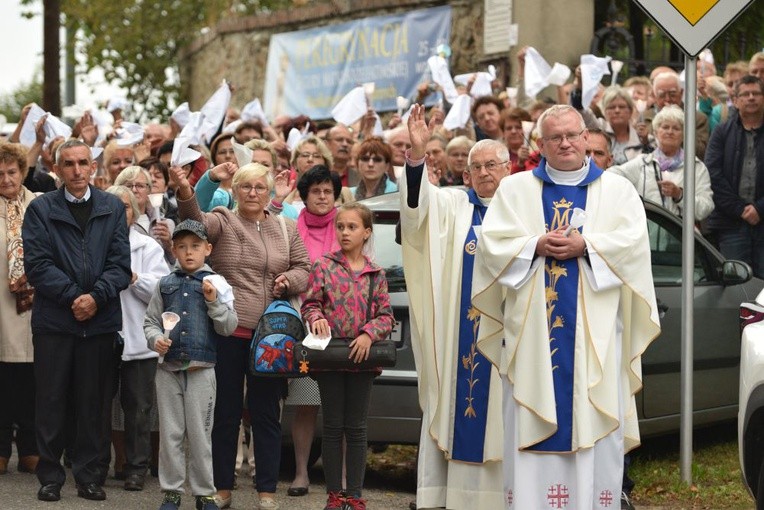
top-left (178, 0), bottom-right (593, 114)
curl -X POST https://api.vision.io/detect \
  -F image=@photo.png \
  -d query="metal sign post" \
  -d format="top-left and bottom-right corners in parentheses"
top-left (680, 55), bottom-right (696, 484)
top-left (632, 0), bottom-right (756, 486)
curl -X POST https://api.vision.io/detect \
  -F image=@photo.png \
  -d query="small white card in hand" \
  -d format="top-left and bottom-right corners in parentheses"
top-left (302, 331), bottom-right (331, 350)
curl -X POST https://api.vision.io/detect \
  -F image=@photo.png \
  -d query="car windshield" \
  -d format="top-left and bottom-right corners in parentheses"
top-left (371, 222), bottom-right (406, 293)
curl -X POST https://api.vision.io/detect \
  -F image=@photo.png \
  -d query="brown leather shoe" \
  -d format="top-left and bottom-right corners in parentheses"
top-left (0, 457), bottom-right (8, 475)
top-left (18, 455), bottom-right (39, 474)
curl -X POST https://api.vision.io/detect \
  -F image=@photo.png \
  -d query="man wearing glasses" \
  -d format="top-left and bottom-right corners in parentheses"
top-left (400, 105), bottom-right (507, 510)
top-left (706, 75), bottom-right (764, 278)
top-left (642, 71), bottom-right (709, 159)
top-left (473, 105), bottom-right (660, 509)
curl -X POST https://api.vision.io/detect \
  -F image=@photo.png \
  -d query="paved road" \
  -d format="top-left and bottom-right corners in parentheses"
top-left (0, 459), bottom-right (416, 510)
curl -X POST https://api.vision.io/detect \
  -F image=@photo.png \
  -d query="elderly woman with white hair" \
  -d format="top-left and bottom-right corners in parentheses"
top-left (599, 86), bottom-right (646, 165)
top-left (113, 166), bottom-right (175, 263)
top-left (170, 161), bottom-right (311, 510)
top-left (609, 105), bottom-right (714, 221)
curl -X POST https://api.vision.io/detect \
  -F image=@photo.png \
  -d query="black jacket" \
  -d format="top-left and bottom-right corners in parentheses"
top-left (705, 108), bottom-right (764, 231)
top-left (22, 186), bottom-right (132, 336)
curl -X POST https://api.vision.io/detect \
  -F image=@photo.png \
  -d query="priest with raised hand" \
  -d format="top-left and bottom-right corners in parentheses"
top-left (400, 104), bottom-right (506, 510)
top-left (472, 104), bottom-right (661, 509)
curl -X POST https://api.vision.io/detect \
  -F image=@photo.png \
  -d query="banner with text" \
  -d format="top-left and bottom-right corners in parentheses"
top-left (263, 5), bottom-right (452, 119)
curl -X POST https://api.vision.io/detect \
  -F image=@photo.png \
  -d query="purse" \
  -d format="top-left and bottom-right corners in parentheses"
top-left (297, 273), bottom-right (397, 371)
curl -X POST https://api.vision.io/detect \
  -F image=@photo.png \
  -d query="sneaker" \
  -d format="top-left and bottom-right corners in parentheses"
top-left (257, 497), bottom-right (280, 510)
top-left (196, 495), bottom-right (220, 510)
top-left (324, 492), bottom-right (346, 510)
top-left (344, 495), bottom-right (367, 510)
top-left (621, 491), bottom-right (636, 510)
top-left (159, 491), bottom-right (182, 510)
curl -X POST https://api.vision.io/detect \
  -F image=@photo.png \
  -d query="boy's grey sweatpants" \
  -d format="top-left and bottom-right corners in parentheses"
top-left (156, 367), bottom-right (216, 496)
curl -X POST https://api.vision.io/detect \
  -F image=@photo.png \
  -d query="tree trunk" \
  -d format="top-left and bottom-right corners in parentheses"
top-left (43, 0), bottom-right (61, 116)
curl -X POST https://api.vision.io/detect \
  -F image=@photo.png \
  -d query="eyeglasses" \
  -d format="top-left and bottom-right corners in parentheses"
top-left (298, 152), bottom-right (324, 160)
top-left (126, 182), bottom-right (148, 191)
top-left (738, 90), bottom-right (763, 98)
top-left (358, 155), bottom-right (385, 164)
top-left (239, 184), bottom-right (269, 195)
top-left (468, 161), bottom-right (507, 173)
top-left (656, 89), bottom-right (680, 98)
top-left (542, 129), bottom-right (585, 145)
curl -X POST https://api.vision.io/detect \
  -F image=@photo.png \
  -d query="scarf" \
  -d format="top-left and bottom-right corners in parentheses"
top-left (297, 207), bottom-right (339, 263)
top-left (654, 148), bottom-right (684, 172)
top-left (3, 189), bottom-right (33, 313)
top-left (354, 174), bottom-right (390, 201)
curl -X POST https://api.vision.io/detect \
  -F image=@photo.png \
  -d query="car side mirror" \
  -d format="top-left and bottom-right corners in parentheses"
top-left (721, 260), bottom-right (752, 285)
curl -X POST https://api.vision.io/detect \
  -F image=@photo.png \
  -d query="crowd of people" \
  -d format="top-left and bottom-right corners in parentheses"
top-left (0, 44), bottom-right (763, 510)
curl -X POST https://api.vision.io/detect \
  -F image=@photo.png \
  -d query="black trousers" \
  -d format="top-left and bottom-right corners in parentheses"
top-left (0, 362), bottom-right (37, 458)
top-left (211, 336), bottom-right (286, 493)
top-left (34, 332), bottom-right (116, 486)
top-left (120, 357), bottom-right (157, 475)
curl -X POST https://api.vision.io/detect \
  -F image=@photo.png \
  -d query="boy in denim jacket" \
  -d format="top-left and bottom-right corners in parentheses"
top-left (144, 220), bottom-right (237, 510)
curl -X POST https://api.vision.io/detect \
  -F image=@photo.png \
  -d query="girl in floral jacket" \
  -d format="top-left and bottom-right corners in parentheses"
top-left (300, 202), bottom-right (394, 510)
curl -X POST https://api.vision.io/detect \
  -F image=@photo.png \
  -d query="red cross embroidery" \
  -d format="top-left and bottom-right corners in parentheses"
top-left (506, 489), bottom-right (514, 506)
top-left (547, 484), bottom-right (569, 508)
top-left (599, 489), bottom-right (614, 507)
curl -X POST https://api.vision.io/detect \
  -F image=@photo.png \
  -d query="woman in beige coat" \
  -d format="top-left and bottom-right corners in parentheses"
top-left (0, 142), bottom-right (39, 475)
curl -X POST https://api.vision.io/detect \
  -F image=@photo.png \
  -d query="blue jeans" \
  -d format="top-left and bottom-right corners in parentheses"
top-left (717, 223), bottom-right (764, 279)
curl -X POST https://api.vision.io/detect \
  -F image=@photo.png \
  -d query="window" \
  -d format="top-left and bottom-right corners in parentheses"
top-left (647, 211), bottom-right (710, 284)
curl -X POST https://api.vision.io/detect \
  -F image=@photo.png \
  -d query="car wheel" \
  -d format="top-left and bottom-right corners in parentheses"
top-left (757, 455), bottom-right (764, 510)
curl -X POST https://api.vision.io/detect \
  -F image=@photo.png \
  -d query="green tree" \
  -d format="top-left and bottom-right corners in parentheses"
top-left (22, 0), bottom-right (293, 121)
top-left (0, 75), bottom-right (43, 123)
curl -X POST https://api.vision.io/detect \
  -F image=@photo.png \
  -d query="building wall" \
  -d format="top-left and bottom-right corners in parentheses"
top-left (178, 0), bottom-right (593, 113)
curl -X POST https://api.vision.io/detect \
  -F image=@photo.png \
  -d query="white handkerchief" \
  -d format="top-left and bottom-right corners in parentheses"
top-left (171, 102), bottom-right (191, 129)
top-left (240, 98), bottom-right (269, 125)
top-left (372, 114), bottom-right (384, 137)
top-left (332, 86), bottom-right (367, 126)
top-left (171, 112), bottom-right (205, 167)
top-left (396, 96), bottom-right (410, 116)
top-left (222, 119), bottom-right (241, 135)
top-left (286, 127), bottom-right (308, 152)
top-left (200, 81), bottom-right (232, 144)
top-left (19, 104), bottom-right (73, 148)
top-left (91, 147), bottom-right (104, 161)
top-left (547, 63), bottom-right (572, 86)
top-left (443, 94), bottom-right (473, 130)
top-left (302, 331), bottom-right (331, 350)
top-left (232, 138), bottom-right (252, 168)
top-left (115, 121), bottom-right (145, 146)
top-left (580, 54), bottom-right (611, 109)
top-left (427, 55), bottom-right (459, 103)
top-left (107, 96), bottom-right (129, 113)
top-left (524, 47), bottom-right (553, 98)
top-left (203, 274), bottom-right (235, 310)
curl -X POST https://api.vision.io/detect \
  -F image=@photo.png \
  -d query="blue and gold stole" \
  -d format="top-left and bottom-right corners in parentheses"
top-left (529, 160), bottom-right (602, 452)
top-left (452, 188), bottom-right (491, 462)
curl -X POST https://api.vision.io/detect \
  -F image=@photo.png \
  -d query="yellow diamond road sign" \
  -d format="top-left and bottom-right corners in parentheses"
top-left (633, 0), bottom-right (755, 57)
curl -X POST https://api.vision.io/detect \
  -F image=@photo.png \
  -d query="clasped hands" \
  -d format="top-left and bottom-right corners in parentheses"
top-left (536, 228), bottom-right (587, 260)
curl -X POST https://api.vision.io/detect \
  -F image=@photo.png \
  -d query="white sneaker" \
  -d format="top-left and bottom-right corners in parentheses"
top-left (258, 497), bottom-right (280, 510)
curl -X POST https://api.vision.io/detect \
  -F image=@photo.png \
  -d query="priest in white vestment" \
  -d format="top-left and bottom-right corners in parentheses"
top-left (400, 104), bottom-right (505, 509)
top-left (472, 105), bottom-right (661, 509)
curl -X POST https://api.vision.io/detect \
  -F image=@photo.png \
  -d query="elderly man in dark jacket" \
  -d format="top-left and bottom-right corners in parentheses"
top-left (706, 75), bottom-right (764, 278)
top-left (22, 139), bottom-right (131, 502)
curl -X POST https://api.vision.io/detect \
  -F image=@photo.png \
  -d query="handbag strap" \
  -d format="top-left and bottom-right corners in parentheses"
top-left (277, 214), bottom-right (290, 257)
top-left (365, 272), bottom-right (373, 324)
